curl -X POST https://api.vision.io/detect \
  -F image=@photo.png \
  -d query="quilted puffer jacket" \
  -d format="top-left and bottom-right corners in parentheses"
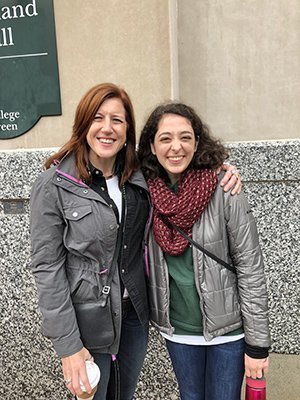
top-left (146, 176), bottom-right (271, 349)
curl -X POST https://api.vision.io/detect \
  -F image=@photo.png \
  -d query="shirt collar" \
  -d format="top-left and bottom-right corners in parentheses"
top-left (86, 154), bottom-right (123, 178)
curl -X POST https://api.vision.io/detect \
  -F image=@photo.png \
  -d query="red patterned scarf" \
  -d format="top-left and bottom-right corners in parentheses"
top-left (147, 170), bottom-right (218, 256)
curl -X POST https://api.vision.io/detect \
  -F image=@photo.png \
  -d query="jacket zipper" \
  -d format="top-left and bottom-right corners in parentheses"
top-left (191, 224), bottom-right (210, 341)
top-left (119, 184), bottom-right (128, 272)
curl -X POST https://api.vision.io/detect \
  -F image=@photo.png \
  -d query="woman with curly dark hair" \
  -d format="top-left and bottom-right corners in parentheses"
top-left (138, 102), bottom-right (229, 179)
top-left (138, 102), bottom-right (270, 400)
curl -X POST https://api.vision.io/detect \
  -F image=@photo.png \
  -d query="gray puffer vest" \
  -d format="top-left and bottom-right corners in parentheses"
top-left (147, 177), bottom-right (271, 348)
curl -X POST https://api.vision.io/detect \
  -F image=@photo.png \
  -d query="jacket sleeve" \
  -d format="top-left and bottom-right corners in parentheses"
top-left (224, 190), bottom-right (271, 349)
top-left (30, 173), bottom-right (83, 357)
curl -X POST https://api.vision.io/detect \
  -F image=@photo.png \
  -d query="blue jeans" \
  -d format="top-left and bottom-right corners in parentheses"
top-left (166, 338), bottom-right (245, 400)
top-left (91, 302), bottom-right (149, 400)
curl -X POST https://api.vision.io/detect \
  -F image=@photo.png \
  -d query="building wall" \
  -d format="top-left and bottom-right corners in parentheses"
top-left (0, 0), bottom-right (171, 150)
top-left (177, 0), bottom-right (300, 141)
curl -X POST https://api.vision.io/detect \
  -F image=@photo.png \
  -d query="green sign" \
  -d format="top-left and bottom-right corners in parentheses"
top-left (0, 0), bottom-right (61, 139)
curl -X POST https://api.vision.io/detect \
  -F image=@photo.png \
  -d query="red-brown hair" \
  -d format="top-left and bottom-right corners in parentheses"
top-left (45, 83), bottom-right (138, 185)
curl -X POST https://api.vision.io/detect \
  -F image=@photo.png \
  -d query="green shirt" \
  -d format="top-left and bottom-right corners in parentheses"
top-left (165, 180), bottom-right (243, 336)
top-left (166, 246), bottom-right (203, 334)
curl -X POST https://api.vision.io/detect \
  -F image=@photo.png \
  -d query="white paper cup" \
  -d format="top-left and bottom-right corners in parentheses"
top-left (77, 360), bottom-right (100, 400)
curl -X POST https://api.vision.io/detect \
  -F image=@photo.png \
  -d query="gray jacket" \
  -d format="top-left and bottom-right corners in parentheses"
top-left (30, 154), bottom-right (149, 357)
top-left (147, 177), bottom-right (271, 348)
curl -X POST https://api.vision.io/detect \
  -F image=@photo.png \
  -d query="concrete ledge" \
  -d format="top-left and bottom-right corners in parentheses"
top-left (228, 140), bottom-right (300, 181)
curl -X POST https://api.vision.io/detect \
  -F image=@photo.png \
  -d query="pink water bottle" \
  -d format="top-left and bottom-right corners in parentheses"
top-left (245, 377), bottom-right (266, 400)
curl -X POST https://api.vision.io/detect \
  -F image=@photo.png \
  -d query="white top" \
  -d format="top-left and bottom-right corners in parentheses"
top-left (160, 332), bottom-right (244, 345)
top-left (106, 175), bottom-right (129, 298)
top-left (106, 175), bottom-right (122, 221)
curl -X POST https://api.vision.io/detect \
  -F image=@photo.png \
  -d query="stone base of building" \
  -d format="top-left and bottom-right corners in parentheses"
top-left (0, 140), bottom-right (299, 399)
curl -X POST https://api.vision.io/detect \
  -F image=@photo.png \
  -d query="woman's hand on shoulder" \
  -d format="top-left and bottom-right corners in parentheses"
top-left (244, 354), bottom-right (269, 379)
top-left (61, 347), bottom-right (93, 396)
top-left (217, 163), bottom-right (242, 195)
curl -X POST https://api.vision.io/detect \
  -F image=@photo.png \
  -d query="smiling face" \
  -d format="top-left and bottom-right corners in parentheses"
top-left (150, 113), bottom-right (198, 184)
top-left (86, 97), bottom-right (127, 172)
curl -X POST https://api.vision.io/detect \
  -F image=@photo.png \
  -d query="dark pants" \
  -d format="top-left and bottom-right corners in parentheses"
top-left (166, 338), bottom-right (245, 400)
top-left (91, 300), bottom-right (149, 400)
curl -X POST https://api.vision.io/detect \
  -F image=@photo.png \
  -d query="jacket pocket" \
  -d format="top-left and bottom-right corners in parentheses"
top-left (72, 277), bottom-right (99, 302)
top-left (63, 205), bottom-right (97, 245)
top-left (67, 263), bottom-right (103, 302)
top-left (204, 286), bottom-right (241, 332)
top-left (64, 205), bottom-right (92, 220)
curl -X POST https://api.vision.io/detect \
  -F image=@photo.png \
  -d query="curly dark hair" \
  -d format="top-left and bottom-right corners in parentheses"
top-left (137, 102), bottom-right (229, 180)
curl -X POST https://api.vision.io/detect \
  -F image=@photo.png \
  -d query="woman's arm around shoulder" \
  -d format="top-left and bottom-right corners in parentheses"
top-left (217, 162), bottom-right (242, 195)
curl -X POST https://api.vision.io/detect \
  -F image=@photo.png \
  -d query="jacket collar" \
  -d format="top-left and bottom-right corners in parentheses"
top-left (55, 152), bottom-right (148, 191)
top-left (55, 153), bottom-right (88, 187)
top-left (129, 169), bottom-right (148, 192)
